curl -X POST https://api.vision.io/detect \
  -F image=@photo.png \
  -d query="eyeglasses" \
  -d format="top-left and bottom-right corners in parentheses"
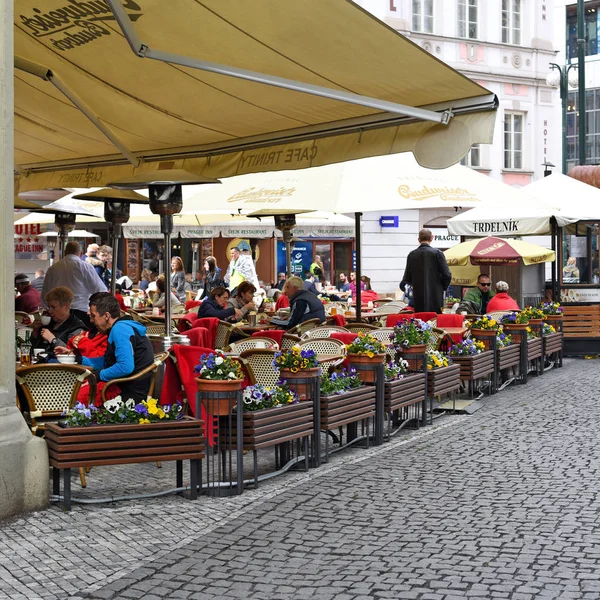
top-left (479, 282), bottom-right (491, 287)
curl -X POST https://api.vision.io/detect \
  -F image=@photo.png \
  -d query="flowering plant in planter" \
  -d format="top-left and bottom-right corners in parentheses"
top-left (501, 312), bottom-right (529, 325)
top-left (445, 296), bottom-right (460, 305)
top-left (391, 319), bottom-right (433, 349)
top-left (542, 323), bottom-right (557, 336)
top-left (62, 397), bottom-right (184, 427)
top-left (448, 339), bottom-right (485, 356)
top-left (468, 315), bottom-right (500, 330)
top-left (320, 368), bottom-right (363, 395)
top-left (426, 350), bottom-right (452, 370)
top-left (496, 329), bottom-right (513, 348)
top-left (194, 351), bottom-right (244, 380)
top-left (385, 359), bottom-right (409, 381)
top-left (526, 325), bottom-right (537, 340)
top-left (273, 346), bottom-right (319, 372)
top-left (538, 301), bottom-right (563, 315)
top-left (521, 306), bottom-right (546, 320)
top-left (346, 333), bottom-right (387, 357)
top-left (241, 383), bottom-right (299, 411)
top-left (318, 295), bottom-right (331, 305)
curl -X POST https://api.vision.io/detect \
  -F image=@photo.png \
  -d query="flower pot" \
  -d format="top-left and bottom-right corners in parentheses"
top-left (396, 345), bottom-right (426, 372)
top-left (347, 353), bottom-right (386, 383)
top-left (544, 314), bottom-right (563, 324)
top-left (528, 318), bottom-right (544, 326)
top-left (279, 367), bottom-right (320, 400)
top-left (469, 328), bottom-right (497, 351)
top-left (503, 323), bottom-right (528, 343)
top-left (196, 378), bottom-right (244, 415)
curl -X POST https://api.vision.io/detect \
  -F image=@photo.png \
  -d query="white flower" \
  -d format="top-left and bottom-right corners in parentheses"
top-left (227, 372), bottom-right (235, 379)
top-left (215, 356), bottom-right (224, 365)
top-left (200, 366), bottom-right (207, 373)
top-left (125, 399), bottom-right (136, 409)
top-left (218, 369), bottom-right (223, 375)
top-left (104, 399), bottom-right (122, 414)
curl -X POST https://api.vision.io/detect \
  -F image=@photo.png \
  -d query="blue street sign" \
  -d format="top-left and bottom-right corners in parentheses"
top-left (379, 216), bottom-right (399, 228)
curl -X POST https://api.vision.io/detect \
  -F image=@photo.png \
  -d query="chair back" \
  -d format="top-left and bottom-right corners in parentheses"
top-left (301, 325), bottom-right (350, 339)
top-left (369, 328), bottom-right (395, 346)
top-left (239, 349), bottom-right (280, 387)
top-left (288, 318), bottom-right (322, 336)
top-left (437, 314), bottom-right (465, 328)
top-left (126, 309), bottom-right (142, 322)
top-left (280, 334), bottom-right (301, 351)
top-left (183, 327), bottom-right (210, 347)
top-left (228, 337), bottom-right (279, 353)
top-left (372, 305), bottom-right (402, 315)
top-left (318, 355), bottom-right (346, 375)
top-left (215, 321), bottom-right (236, 349)
top-left (413, 312), bottom-right (437, 322)
top-left (486, 310), bottom-right (515, 321)
top-left (386, 314), bottom-right (413, 328)
top-left (345, 322), bottom-right (379, 333)
top-left (16, 364), bottom-right (95, 432)
top-left (299, 338), bottom-right (346, 356)
top-left (428, 327), bottom-right (453, 353)
top-left (145, 323), bottom-right (177, 336)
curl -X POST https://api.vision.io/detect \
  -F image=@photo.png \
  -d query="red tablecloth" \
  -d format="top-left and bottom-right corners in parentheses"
top-left (177, 311), bottom-right (199, 332)
top-left (331, 332), bottom-right (359, 346)
top-left (437, 314), bottom-right (465, 328)
top-left (192, 317), bottom-right (219, 348)
top-left (183, 327), bottom-right (209, 347)
top-left (251, 329), bottom-right (285, 345)
top-left (328, 314), bottom-right (347, 327)
top-left (386, 314), bottom-right (413, 328)
top-left (413, 312), bottom-right (437, 322)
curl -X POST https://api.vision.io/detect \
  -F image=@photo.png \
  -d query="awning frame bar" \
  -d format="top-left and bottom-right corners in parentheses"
top-left (14, 56), bottom-right (140, 168)
top-left (106, 0), bottom-right (452, 126)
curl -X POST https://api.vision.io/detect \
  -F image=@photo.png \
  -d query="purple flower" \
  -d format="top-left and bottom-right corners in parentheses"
top-left (134, 404), bottom-right (148, 416)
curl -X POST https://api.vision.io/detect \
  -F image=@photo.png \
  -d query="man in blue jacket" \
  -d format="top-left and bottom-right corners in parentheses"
top-left (271, 277), bottom-right (325, 330)
top-left (87, 293), bottom-right (155, 402)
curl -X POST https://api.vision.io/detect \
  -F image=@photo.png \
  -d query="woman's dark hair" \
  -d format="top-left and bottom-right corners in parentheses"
top-left (360, 275), bottom-right (372, 291)
top-left (89, 292), bottom-right (120, 318)
top-left (205, 256), bottom-right (217, 273)
top-left (236, 281), bottom-right (256, 297)
top-left (210, 286), bottom-right (229, 300)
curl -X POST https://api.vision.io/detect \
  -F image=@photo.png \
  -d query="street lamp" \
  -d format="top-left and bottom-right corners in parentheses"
top-left (547, 63), bottom-right (578, 174)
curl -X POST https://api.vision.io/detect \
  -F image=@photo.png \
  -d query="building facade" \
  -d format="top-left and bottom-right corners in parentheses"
top-left (354, 0), bottom-right (560, 293)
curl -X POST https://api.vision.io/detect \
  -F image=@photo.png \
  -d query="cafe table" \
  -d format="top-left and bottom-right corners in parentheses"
top-left (235, 323), bottom-right (277, 335)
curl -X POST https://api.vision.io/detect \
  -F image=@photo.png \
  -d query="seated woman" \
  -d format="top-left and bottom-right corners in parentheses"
top-left (485, 281), bottom-right (520, 312)
top-left (31, 286), bottom-right (86, 357)
top-left (197, 286), bottom-right (243, 321)
top-left (227, 281), bottom-right (257, 322)
top-left (152, 274), bottom-right (185, 314)
top-left (138, 268), bottom-right (151, 292)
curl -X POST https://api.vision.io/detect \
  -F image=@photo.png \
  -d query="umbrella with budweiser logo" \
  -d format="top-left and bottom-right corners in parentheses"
top-left (444, 236), bottom-right (555, 266)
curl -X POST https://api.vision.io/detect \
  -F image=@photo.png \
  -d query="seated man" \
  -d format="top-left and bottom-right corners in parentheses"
top-left (15, 273), bottom-right (42, 314)
top-left (87, 293), bottom-right (155, 403)
top-left (462, 274), bottom-right (494, 314)
top-left (271, 276), bottom-right (325, 330)
top-left (486, 281), bottom-right (520, 312)
top-left (303, 271), bottom-right (319, 295)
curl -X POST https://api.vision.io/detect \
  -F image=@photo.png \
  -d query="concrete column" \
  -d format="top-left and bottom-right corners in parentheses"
top-left (0, 0), bottom-right (48, 520)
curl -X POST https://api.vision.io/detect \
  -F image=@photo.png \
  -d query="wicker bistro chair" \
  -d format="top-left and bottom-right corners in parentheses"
top-left (144, 323), bottom-right (179, 336)
top-left (288, 318), bottom-right (322, 337)
top-left (301, 326), bottom-right (350, 339)
top-left (100, 352), bottom-right (169, 403)
top-left (428, 327), bottom-right (454, 353)
top-left (298, 338), bottom-right (347, 375)
top-left (226, 337), bottom-right (279, 353)
top-left (345, 322), bottom-right (380, 334)
top-left (280, 334), bottom-right (302, 351)
top-left (239, 349), bottom-right (280, 388)
top-left (372, 305), bottom-right (403, 316)
top-left (16, 363), bottom-right (96, 487)
top-left (369, 328), bottom-right (395, 346)
top-left (215, 320), bottom-right (250, 349)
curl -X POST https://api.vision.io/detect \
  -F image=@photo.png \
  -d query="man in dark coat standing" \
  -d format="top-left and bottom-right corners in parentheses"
top-left (402, 229), bottom-right (452, 314)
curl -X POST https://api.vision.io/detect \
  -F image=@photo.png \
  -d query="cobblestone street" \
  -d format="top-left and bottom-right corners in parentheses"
top-left (2, 358), bottom-right (600, 599)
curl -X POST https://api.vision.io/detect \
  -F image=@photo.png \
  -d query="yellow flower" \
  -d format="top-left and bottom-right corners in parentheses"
top-left (157, 408), bottom-right (165, 419)
top-left (366, 351), bottom-right (374, 358)
top-left (489, 320), bottom-right (496, 327)
top-left (290, 367), bottom-right (298, 373)
top-left (427, 364), bottom-right (432, 370)
top-left (147, 404), bottom-right (158, 415)
top-left (139, 418), bottom-right (150, 424)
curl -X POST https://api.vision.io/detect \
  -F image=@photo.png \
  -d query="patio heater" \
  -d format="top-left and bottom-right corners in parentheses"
top-left (72, 188), bottom-right (149, 294)
top-left (107, 170), bottom-right (220, 347)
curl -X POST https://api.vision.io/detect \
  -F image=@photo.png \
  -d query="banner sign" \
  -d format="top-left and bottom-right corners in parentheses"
top-left (14, 223), bottom-right (47, 259)
top-left (560, 288), bottom-right (600, 303)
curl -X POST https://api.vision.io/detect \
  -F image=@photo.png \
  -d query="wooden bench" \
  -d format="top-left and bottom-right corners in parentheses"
top-left (45, 418), bottom-right (204, 509)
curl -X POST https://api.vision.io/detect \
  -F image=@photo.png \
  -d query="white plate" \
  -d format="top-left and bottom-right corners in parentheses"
top-left (56, 356), bottom-right (76, 364)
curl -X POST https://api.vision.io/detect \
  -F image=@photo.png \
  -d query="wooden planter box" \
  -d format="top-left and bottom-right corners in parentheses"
top-left (451, 350), bottom-right (494, 382)
top-left (497, 343), bottom-right (520, 370)
top-left (384, 372), bottom-right (425, 413)
top-left (543, 332), bottom-right (563, 357)
top-left (232, 402), bottom-right (314, 451)
top-left (321, 386), bottom-right (376, 430)
top-left (427, 363), bottom-right (461, 397)
top-left (45, 417), bottom-right (205, 509)
top-left (527, 337), bottom-right (543, 361)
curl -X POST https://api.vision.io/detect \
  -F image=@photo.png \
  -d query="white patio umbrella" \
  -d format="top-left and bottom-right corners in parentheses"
top-left (39, 230), bottom-right (100, 238)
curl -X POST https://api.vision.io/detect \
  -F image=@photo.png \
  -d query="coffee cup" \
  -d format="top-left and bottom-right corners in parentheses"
top-left (152, 307), bottom-right (160, 316)
top-left (40, 315), bottom-right (51, 326)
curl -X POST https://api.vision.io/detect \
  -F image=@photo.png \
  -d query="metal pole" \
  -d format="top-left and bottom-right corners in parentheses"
top-left (551, 217), bottom-right (558, 302)
top-left (354, 212), bottom-right (362, 320)
top-left (578, 0), bottom-right (586, 165)
top-left (286, 239), bottom-right (292, 279)
top-left (163, 222), bottom-right (172, 339)
top-left (561, 68), bottom-right (568, 174)
top-left (110, 223), bottom-right (122, 295)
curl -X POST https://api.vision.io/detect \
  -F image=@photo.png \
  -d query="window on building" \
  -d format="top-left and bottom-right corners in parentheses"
top-left (567, 3), bottom-right (600, 59)
top-left (458, 0), bottom-right (478, 39)
top-left (412, 0), bottom-right (433, 33)
top-left (460, 144), bottom-right (481, 167)
top-left (501, 0), bottom-right (521, 45)
top-left (504, 113), bottom-right (524, 170)
top-left (566, 88), bottom-right (600, 173)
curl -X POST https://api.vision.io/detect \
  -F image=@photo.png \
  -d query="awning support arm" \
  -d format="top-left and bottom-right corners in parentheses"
top-left (14, 56), bottom-right (140, 167)
top-left (106, 0), bottom-right (452, 126)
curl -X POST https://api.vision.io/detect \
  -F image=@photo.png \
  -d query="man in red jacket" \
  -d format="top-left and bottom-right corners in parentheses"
top-left (486, 281), bottom-right (519, 312)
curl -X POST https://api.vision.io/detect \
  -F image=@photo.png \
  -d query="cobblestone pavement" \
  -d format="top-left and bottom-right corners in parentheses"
top-left (3, 358), bottom-right (600, 599)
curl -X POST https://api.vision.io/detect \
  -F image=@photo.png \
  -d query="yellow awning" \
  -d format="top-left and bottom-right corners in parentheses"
top-left (15, 0), bottom-right (496, 193)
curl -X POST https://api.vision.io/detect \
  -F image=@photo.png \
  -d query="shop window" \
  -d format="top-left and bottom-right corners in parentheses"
top-left (566, 88), bottom-right (600, 172)
top-left (458, 0), bottom-right (478, 39)
top-left (566, 2), bottom-right (600, 59)
top-left (501, 0), bottom-right (521, 45)
top-left (460, 143), bottom-right (481, 167)
top-left (561, 223), bottom-right (600, 285)
top-left (412, 0), bottom-right (433, 33)
top-left (503, 113), bottom-right (524, 170)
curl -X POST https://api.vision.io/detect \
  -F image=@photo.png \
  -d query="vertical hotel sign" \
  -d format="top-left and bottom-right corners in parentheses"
top-left (15, 224), bottom-right (47, 259)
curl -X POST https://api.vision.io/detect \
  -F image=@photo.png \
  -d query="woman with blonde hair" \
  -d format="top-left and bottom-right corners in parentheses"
top-left (153, 274), bottom-right (185, 314)
top-left (170, 256), bottom-right (187, 303)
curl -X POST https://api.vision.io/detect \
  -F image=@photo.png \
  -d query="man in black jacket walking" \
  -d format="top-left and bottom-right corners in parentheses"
top-left (402, 229), bottom-right (452, 314)
top-left (270, 277), bottom-right (325, 330)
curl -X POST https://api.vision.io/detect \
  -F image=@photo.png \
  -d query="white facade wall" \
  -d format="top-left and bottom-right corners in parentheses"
top-left (355, 0), bottom-right (562, 293)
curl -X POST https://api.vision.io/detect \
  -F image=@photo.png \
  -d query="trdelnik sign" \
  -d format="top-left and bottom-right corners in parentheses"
top-left (19, 0), bottom-right (143, 52)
